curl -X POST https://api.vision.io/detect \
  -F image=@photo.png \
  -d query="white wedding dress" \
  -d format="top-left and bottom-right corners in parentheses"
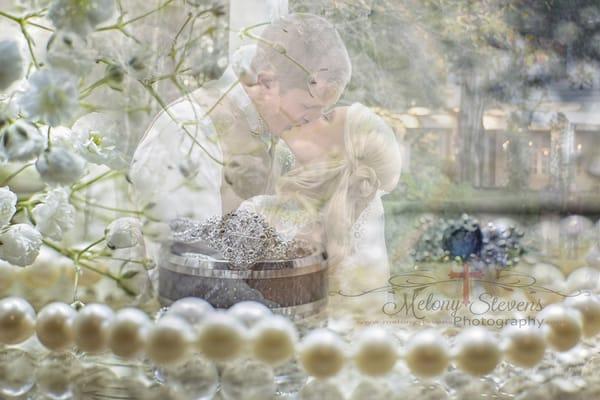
top-left (240, 140), bottom-right (394, 315)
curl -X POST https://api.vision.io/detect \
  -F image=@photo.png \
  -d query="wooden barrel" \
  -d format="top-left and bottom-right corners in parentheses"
top-left (158, 244), bottom-right (329, 319)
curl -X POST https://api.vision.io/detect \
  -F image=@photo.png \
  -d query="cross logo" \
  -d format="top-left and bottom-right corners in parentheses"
top-left (448, 263), bottom-right (484, 305)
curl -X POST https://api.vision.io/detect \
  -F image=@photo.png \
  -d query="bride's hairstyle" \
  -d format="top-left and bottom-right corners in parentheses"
top-left (278, 103), bottom-right (402, 263)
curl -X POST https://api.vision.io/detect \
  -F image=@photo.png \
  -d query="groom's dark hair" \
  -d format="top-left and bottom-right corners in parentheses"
top-left (251, 13), bottom-right (351, 97)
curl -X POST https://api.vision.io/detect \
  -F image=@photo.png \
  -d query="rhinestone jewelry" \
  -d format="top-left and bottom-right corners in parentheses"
top-left (170, 210), bottom-right (313, 269)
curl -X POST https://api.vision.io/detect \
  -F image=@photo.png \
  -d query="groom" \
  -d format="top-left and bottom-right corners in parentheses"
top-left (129, 13), bottom-right (351, 244)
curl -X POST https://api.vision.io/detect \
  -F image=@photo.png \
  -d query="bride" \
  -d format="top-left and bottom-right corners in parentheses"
top-left (240, 102), bottom-right (402, 312)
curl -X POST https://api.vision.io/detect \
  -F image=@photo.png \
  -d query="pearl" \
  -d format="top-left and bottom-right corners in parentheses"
top-left (352, 327), bottom-right (398, 376)
top-left (298, 329), bottom-right (346, 379)
top-left (404, 329), bottom-right (450, 378)
top-left (299, 379), bottom-right (345, 400)
top-left (454, 327), bottom-right (501, 375)
top-left (108, 308), bottom-right (150, 359)
top-left (146, 315), bottom-right (194, 366)
top-left (196, 311), bottom-right (246, 362)
top-left (566, 267), bottom-right (600, 294)
top-left (73, 303), bottom-right (114, 353)
top-left (220, 358), bottom-right (276, 400)
top-left (166, 297), bottom-right (214, 327)
top-left (0, 297), bottom-right (36, 345)
top-left (36, 302), bottom-right (77, 351)
top-left (249, 315), bottom-right (297, 366)
top-left (502, 326), bottom-right (546, 368)
top-left (539, 304), bottom-right (582, 352)
top-left (0, 348), bottom-right (36, 397)
top-left (158, 357), bottom-right (219, 400)
top-left (35, 353), bottom-right (81, 399)
top-left (564, 294), bottom-right (600, 337)
top-left (350, 379), bottom-right (394, 400)
top-left (528, 263), bottom-right (566, 305)
top-left (228, 301), bottom-right (271, 329)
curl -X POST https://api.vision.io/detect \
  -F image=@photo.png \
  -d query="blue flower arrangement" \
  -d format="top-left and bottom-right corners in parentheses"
top-left (411, 214), bottom-right (524, 269)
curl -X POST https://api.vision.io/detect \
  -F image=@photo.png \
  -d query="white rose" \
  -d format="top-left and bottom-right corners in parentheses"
top-left (72, 113), bottom-right (129, 170)
top-left (0, 224), bottom-right (42, 266)
top-left (0, 40), bottom-right (23, 91)
top-left (0, 187), bottom-right (17, 228)
top-left (32, 188), bottom-right (75, 240)
top-left (36, 146), bottom-right (86, 185)
top-left (19, 68), bottom-right (79, 127)
top-left (105, 217), bottom-right (143, 249)
top-left (0, 120), bottom-right (45, 162)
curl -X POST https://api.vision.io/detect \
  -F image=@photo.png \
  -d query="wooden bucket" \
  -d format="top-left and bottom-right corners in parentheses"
top-left (158, 244), bottom-right (329, 319)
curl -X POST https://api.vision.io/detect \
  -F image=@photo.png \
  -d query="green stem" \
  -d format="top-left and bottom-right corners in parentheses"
top-left (0, 162), bottom-right (35, 186)
top-left (26, 21), bottom-right (53, 31)
top-left (71, 194), bottom-right (143, 215)
top-left (79, 77), bottom-right (109, 99)
top-left (0, 10), bottom-right (20, 23)
top-left (19, 22), bottom-right (39, 69)
top-left (72, 170), bottom-right (119, 192)
top-left (97, 0), bottom-right (175, 31)
top-left (46, 126), bottom-right (51, 150)
top-left (42, 239), bottom-right (132, 295)
top-left (76, 237), bottom-right (106, 262)
top-left (93, 256), bottom-right (150, 266)
top-left (73, 236), bottom-right (105, 301)
top-left (143, 83), bottom-right (224, 165)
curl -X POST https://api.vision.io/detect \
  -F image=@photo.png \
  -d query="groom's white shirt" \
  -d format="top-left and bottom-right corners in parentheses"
top-left (129, 59), bottom-right (273, 242)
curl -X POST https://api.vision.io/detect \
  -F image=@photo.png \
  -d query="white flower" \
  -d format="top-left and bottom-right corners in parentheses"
top-left (105, 217), bottom-right (142, 250)
top-left (0, 40), bottom-right (23, 91)
top-left (48, 0), bottom-right (116, 36)
top-left (72, 113), bottom-right (129, 170)
top-left (0, 120), bottom-right (45, 162)
top-left (35, 146), bottom-right (86, 185)
top-left (0, 187), bottom-right (17, 227)
top-left (0, 224), bottom-right (42, 266)
top-left (32, 188), bottom-right (75, 240)
top-left (46, 31), bottom-right (96, 77)
top-left (19, 68), bottom-right (79, 127)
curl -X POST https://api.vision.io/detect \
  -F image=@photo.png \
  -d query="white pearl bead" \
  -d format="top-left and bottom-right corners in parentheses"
top-left (528, 263), bottom-right (566, 305)
top-left (196, 311), bottom-right (246, 362)
top-left (566, 267), bottom-right (600, 294)
top-left (73, 303), bottom-right (114, 353)
top-left (539, 304), bottom-right (582, 352)
top-left (166, 297), bottom-right (214, 327)
top-left (0, 297), bottom-right (36, 344)
top-left (454, 327), bottom-right (501, 375)
top-left (352, 327), bottom-right (398, 376)
top-left (36, 302), bottom-right (76, 351)
top-left (298, 329), bottom-right (346, 379)
top-left (564, 294), bottom-right (600, 337)
top-left (228, 301), bottom-right (271, 329)
top-left (404, 329), bottom-right (449, 378)
top-left (502, 326), bottom-right (546, 368)
top-left (299, 379), bottom-right (345, 400)
top-left (249, 315), bottom-right (297, 366)
top-left (108, 308), bottom-right (150, 359)
top-left (146, 315), bottom-right (194, 366)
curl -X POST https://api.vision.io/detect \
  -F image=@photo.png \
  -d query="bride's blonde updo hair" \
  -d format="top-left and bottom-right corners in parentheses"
top-left (278, 103), bottom-right (402, 263)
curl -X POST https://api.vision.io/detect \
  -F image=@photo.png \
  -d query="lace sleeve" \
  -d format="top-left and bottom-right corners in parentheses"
top-left (350, 192), bottom-right (388, 262)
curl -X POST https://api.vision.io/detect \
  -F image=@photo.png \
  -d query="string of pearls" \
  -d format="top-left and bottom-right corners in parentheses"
top-left (1, 293), bottom-right (600, 379)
